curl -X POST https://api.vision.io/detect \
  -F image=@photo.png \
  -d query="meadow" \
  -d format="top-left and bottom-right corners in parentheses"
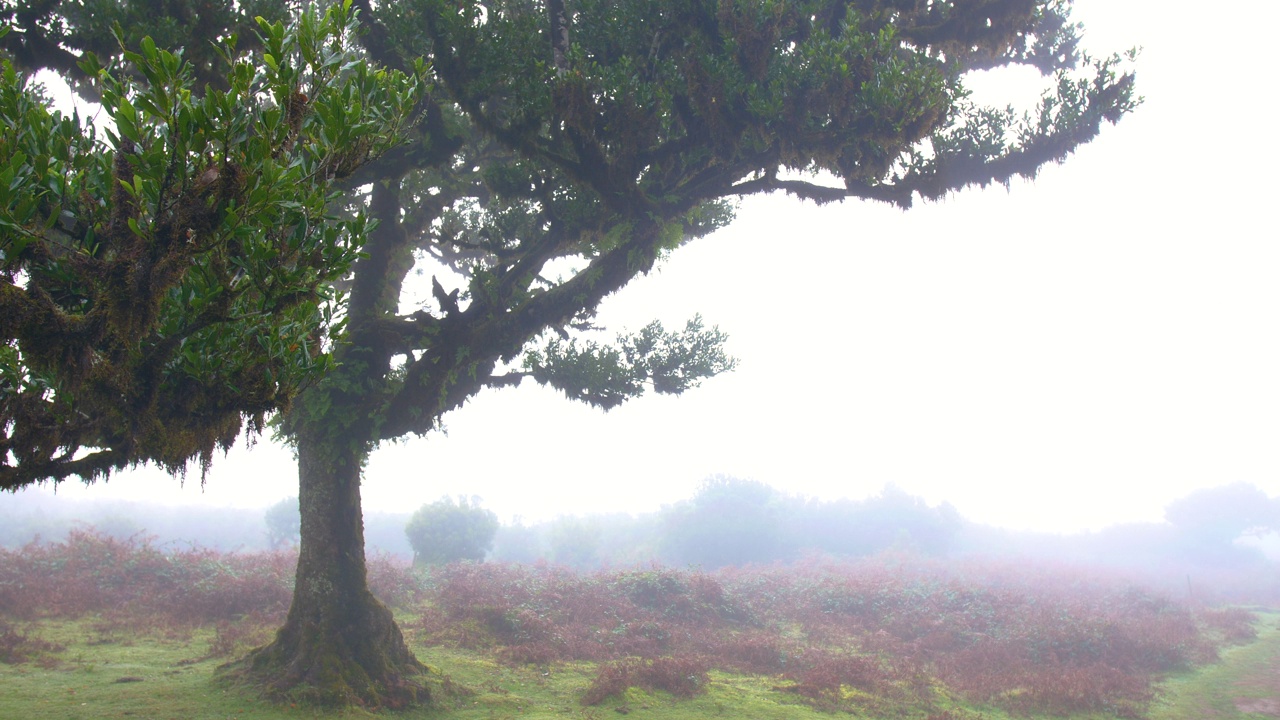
top-left (0, 530), bottom-right (1273, 719)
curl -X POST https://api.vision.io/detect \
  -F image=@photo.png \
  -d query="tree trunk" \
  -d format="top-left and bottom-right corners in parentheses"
top-left (223, 435), bottom-right (426, 708)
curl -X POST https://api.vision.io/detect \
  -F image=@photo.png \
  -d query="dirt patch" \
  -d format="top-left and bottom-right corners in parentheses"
top-left (1236, 698), bottom-right (1280, 717)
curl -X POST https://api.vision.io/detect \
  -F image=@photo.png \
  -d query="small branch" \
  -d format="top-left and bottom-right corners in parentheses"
top-left (431, 276), bottom-right (461, 317)
top-left (484, 372), bottom-right (526, 390)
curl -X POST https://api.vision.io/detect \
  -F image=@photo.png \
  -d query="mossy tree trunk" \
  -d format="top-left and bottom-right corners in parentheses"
top-left (228, 435), bottom-right (425, 708)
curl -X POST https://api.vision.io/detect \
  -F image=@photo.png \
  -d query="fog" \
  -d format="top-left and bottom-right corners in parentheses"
top-left (5, 480), bottom-right (1277, 606)
top-left (6, 1), bottom-right (1280, 537)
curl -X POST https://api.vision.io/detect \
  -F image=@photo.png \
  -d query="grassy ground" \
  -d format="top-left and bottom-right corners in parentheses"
top-left (6, 613), bottom-right (1276, 720)
top-left (0, 622), bottom-right (839, 720)
top-left (1149, 611), bottom-right (1280, 720)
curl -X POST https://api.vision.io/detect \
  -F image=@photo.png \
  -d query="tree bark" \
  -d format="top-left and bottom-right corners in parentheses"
top-left (223, 435), bottom-right (426, 708)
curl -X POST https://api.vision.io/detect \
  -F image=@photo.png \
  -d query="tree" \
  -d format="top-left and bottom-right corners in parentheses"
top-left (662, 475), bottom-right (794, 568)
top-left (404, 495), bottom-right (499, 565)
top-left (4, 0), bottom-right (1138, 707)
top-left (490, 518), bottom-right (546, 564)
top-left (1165, 483), bottom-right (1280, 562)
top-left (264, 496), bottom-right (301, 550)
top-left (547, 515), bottom-right (603, 569)
top-left (798, 484), bottom-right (963, 557)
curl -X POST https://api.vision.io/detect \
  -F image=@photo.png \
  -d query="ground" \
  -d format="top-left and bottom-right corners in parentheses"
top-left (1151, 611), bottom-right (1280, 720)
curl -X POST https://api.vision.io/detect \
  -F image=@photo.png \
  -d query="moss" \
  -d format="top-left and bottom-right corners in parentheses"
top-left (218, 584), bottom-right (430, 710)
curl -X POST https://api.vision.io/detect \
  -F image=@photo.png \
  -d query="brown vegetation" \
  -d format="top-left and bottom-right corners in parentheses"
top-left (0, 530), bottom-right (1260, 716)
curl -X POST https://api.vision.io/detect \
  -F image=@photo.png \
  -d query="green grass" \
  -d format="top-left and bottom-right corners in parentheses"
top-left (3, 613), bottom-right (1278, 720)
top-left (1148, 612), bottom-right (1280, 720)
top-left (0, 622), bottom-right (832, 720)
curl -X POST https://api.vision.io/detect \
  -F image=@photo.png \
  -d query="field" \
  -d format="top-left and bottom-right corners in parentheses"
top-left (1, 531), bottom-right (1275, 719)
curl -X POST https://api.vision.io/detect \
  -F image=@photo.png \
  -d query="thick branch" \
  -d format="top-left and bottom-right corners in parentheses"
top-left (547, 0), bottom-right (570, 74)
top-left (377, 216), bottom-right (671, 439)
top-left (3, 1), bottom-right (96, 92)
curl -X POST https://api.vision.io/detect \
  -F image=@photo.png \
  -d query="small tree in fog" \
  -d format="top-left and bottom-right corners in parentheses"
top-left (405, 497), bottom-right (499, 566)
top-left (491, 519), bottom-right (545, 564)
top-left (264, 497), bottom-right (300, 550)
top-left (1165, 483), bottom-right (1280, 563)
top-left (548, 516), bottom-right (603, 570)
top-left (800, 485), bottom-right (963, 557)
top-left (662, 476), bottom-right (792, 568)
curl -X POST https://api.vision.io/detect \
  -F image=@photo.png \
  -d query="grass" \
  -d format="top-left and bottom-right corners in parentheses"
top-left (0, 620), bottom-right (839, 720)
top-left (2, 533), bottom-right (1276, 719)
top-left (4, 613), bottom-right (1276, 720)
top-left (1149, 611), bottom-right (1280, 720)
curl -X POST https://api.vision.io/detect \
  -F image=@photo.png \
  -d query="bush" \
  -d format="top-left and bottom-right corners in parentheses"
top-left (417, 555), bottom-right (1246, 717)
top-left (0, 528), bottom-right (421, 630)
top-left (581, 655), bottom-right (710, 705)
top-left (0, 619), bottom-right (64, 664)
top-left (0, 529), bottom-right (1256, 719)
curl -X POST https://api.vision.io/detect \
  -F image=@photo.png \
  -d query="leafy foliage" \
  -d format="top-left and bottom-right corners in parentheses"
top-left (0, 4), bottom-right (423, 487)
top-left (524, 316), bottom-right (736, 409)
top-left (0, 0), bottom-right (290, 96)
top-left (404, 495), bottom-right (500, 566)
top-left (6, 0), bottom-right (1139, 706)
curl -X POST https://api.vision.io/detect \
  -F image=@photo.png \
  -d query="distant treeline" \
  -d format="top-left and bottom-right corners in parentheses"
top-left (490, 477), bottom-right (962, 569)
top-left (0, 478), bottom-right (958, 566)
top-left (3, 479), bottom-right (1278, 603)
top-left (0, 492), bottom-right (414, 557)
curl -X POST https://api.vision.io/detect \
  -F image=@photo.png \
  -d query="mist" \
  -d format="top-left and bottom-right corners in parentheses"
top-left (5, 479), bottom-right (1277, 606)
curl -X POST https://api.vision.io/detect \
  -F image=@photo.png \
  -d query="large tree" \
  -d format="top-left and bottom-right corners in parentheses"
top-left (2, 0), bottom-right (1137, 708)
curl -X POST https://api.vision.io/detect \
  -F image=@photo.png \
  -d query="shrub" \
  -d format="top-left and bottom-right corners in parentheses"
top-left (202, 612), bottom-right (277, 659)
top-left (0, 528), bottom-right (430, 631)
top-left (0, 619), bottom-right (64, 664)
top-left (780, 651), bottom-right (889, 698)
top-left (366, 552), bottom-right (426, 608)
top-left (418, 555), bottom-right (1248, 717)
top-left (1, 532), bottom-right (1256, 719)
top-left (581, 655), bottom-right (710, 705)
top-left (1198, 606), bottom-right (1259, 644)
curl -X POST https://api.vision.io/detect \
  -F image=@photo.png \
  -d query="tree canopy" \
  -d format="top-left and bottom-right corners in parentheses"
top-left (1166, 483), bottom-right (1280, 549)
top-left (0, 4), bottom-right (422, 487)
top-left (2, 0), bottom-right (1138, 707)
top-left (664, 475), bottom-right (793, 567)
top-left (264, 496), bottom-right (301, 549)
top-left (404, 495), bottom-right (500, 565)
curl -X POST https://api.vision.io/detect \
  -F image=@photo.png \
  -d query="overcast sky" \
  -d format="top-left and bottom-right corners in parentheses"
top-left (10, 1), bottom-right (1280, 534)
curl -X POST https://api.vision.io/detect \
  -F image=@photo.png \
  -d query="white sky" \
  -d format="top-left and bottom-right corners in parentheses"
top-left (10, 1), bottom-right (1280, 534)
